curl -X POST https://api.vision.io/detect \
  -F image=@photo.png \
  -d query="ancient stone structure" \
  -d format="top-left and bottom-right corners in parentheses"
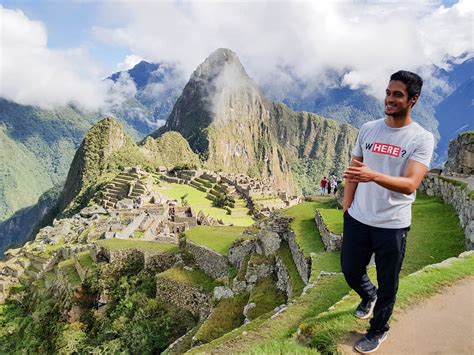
top-left (156, 275), bottom-right (212, 318)
top-left (184, 241), bottom-right (230, 279)
top-left (314, 210), bottom-right (342, 251)
top-left (275, 255), bottom-right (293, 299)
top-left (444, 132), bottom-right (474, 175)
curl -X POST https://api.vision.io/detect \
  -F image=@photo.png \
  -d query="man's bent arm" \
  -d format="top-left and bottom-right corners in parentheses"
top-left (343, 156), bottom-right (363, 212)
top-left (344, 159), bottom-right (428, 195)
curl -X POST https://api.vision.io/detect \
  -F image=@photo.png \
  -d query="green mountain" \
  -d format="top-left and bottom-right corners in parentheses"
top-left (58, 117), bottom-right (200, 216)
top-left (152, 48), bottom-right (358, 195)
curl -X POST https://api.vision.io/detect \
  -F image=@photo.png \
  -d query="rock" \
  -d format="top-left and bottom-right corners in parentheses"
top-left (116, 198), bottom-right (134, 209)
top-left (243, 302), bottom-right (256, 319)
top-left (213, 286), bottom-right (234, 301)
top-left (80, 205), bottom-right (107, 218)
top-left (256, 229), bottom-right (281, 256)
top-left (232, 279), bottom-right (247, 293)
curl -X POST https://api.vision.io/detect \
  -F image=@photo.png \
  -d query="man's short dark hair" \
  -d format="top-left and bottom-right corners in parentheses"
top-left (390, 70), bottom-right (423, 99)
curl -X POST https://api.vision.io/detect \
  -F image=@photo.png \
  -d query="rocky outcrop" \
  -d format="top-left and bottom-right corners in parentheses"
top-left (275, 255), bottom-right (292, 299)
top-left (444, 132), bottom-right (474, 175)
top-left (227, 239), bottom-right (256, 268)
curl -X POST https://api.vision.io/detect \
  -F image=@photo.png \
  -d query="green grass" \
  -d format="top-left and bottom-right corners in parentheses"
top-left (403, 193), bottom-right (465, 275)
top-left (193, 293), bottom-right (249, 344)
top-left (247, 277), bottom-right (287, 320)
top-left (189, 274), bottom-right (350, 354)
top-left (76, 251), bottom-right (95, 269)
top-left (96, 239), bottom-right (178, 253)
top-left (300, 253), bottom-right (474, 353)
top-left (38, 238), bottom-right (65, 258)
top-left (310, 251), bottom-right (341, 280)
top-left (184, 226), bottom-right (250, 255)
top-left (277, 243), bottom-right (305, 297)
top-left (282, 197), bottom-right (336, 256)
top-left (154, 182), bottom-right (254, 226)
top-left (58, 258), bottom-right (82, 287)
top-left (317, 207), bottom-right (343, 235)
top-left (158, 267), bottom-right (222, 293)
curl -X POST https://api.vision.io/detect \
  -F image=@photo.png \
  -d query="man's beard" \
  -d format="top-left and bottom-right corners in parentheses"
top-left (385, 106), bottom-right (408, 118)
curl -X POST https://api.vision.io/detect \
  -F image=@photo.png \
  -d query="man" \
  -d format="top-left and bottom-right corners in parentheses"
top-left (342, 70), bottom-right (434, 353)
top-left (320, 176), bottom-right (328, 195)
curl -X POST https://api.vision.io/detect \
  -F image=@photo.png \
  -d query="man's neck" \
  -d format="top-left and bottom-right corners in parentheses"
top-left (385, 115), bottom-right (412, 128)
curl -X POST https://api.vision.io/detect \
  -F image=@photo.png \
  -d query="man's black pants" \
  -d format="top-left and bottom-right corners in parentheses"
top-left (341, 211), bottom-right (409, 333)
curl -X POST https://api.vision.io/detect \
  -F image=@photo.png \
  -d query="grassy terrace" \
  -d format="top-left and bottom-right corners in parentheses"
top-left (76, 251), bottom-right (95, 269)
top-left (158, 267), bottom-right (221, 293)
top-left (57, 258), bottom-right (81, 286)
top-left (96, 239), bottom-right (178, 253)
top-left (154, 182), bottom-right (254, 226)
top-left (184, 226), bottom-right (251, 255)
top-left (193, 292), bottom-right (249, 345)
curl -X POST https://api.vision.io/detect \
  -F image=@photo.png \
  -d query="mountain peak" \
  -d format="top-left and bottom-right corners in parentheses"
top-left (191, 48), bottom-right (248, 82)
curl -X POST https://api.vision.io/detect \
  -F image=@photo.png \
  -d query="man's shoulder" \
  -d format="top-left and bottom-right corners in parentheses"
top-left (410, 122), bottom-right (435, 140)
top-left (360, 118), bottom-right (385, 131)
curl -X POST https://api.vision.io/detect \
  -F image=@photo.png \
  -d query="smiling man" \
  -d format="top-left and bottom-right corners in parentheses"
top-left (342, 71), bottom-right (434, 353)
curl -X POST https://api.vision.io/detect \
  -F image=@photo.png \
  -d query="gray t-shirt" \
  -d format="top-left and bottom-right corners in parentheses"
top-left (348, 118), bottom-right (434, 228)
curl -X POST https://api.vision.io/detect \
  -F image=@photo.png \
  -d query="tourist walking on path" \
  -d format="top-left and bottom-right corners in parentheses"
top-left (342, 70), bottom-right (434, 354)
top-left (320, 176), bottom-right (328, 195)
top-left (332, 179), bottom-right (338, 195)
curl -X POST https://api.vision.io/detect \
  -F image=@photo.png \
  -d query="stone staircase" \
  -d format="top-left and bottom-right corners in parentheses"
top-left (101, 172), bottom-right (147, 209)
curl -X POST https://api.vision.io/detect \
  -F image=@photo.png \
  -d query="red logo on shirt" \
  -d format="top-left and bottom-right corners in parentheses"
top-left (371, 142), bottom-right (401, 157)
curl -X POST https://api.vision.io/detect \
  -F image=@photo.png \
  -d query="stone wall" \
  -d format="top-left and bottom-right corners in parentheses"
top-left (156, 276), bottom-right (211, 318)
top-left (73, 254), bottom-right (87, 282)
top-left (275, 255), bottom-right (292, 299)
top-left (257, 214), bottom-right (311, 284)
top-left (144, 251), bottom-right (178, 273)
top-left (227, 239), bottom-right (256, 268)
top-left (283, 229), bottom-right (310, 284)
top-left (419, 174), bottom-right (473, 250)
top-left (314, 210), bottom-right (342, 251)
top-left (444, 132), bottom-right (474, 175)
top-left (184, 241), bottom-right (229, 279)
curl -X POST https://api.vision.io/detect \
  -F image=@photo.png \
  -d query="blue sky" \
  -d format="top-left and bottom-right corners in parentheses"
top-left (1, 0), bottom-right (472, 109)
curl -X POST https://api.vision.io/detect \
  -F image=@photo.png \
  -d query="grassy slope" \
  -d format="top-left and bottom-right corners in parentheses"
top-left (158, 267), bottom-right (221, 293)
top-left (191, 192), bottom-right (467, 353)
top-left (96, 239), bottom-right (178, 253)
top-left (154, 182), bottom-right (254, 226)
top-left (184, 226), bottom-right (249, 255)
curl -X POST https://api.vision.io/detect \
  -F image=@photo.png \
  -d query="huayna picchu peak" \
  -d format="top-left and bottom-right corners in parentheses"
top-left (152, 48), bottom-right (358, 195)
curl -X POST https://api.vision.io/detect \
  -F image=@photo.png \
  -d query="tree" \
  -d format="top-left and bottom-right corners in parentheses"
top-left (180, 193), bottom-right (189, 207)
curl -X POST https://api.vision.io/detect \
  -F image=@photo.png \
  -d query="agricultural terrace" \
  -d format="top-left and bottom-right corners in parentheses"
top-left (184, 226), bottom-right (250, 255)
top-left (154, 182), bottom-right (254, 226)
top-left (96, 239), bottom-right (179, 253)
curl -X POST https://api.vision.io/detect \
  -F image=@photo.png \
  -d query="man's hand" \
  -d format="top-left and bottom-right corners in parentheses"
top-left (343, 160), bottom-right (379, 183)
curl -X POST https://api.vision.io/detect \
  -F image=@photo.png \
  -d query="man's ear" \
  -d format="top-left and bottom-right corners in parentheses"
top-left (410, 94), bottom-right (419, 107)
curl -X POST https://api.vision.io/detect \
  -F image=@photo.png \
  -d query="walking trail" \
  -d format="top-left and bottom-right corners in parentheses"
top-left (339, 276), bottom-right (474, 354)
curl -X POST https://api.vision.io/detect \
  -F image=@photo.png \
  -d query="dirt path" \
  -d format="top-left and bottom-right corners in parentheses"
top-left (339, 276), bottom-right (474, 354)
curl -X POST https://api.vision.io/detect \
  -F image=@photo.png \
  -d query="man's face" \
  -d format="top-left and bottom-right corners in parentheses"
top-left (384, 80), bottom-right (417, 118)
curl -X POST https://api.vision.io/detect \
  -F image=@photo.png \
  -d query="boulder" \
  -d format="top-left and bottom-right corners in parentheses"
top-left (256, 229), bottom-right (281, 256)
top-left (116, 199), bottom-right (134, 210)
top-left (213, 286), bottom-right (234, 301)
top-left (80, 205), bottom-right (107, 218)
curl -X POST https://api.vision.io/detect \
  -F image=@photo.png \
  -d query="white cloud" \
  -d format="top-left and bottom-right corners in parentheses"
top-left (116, 54), bottom-right (143, 71)
top-left (0, 6), bottom-right (113, 110)
top-left (94, 0), bottom-right (474, 100)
